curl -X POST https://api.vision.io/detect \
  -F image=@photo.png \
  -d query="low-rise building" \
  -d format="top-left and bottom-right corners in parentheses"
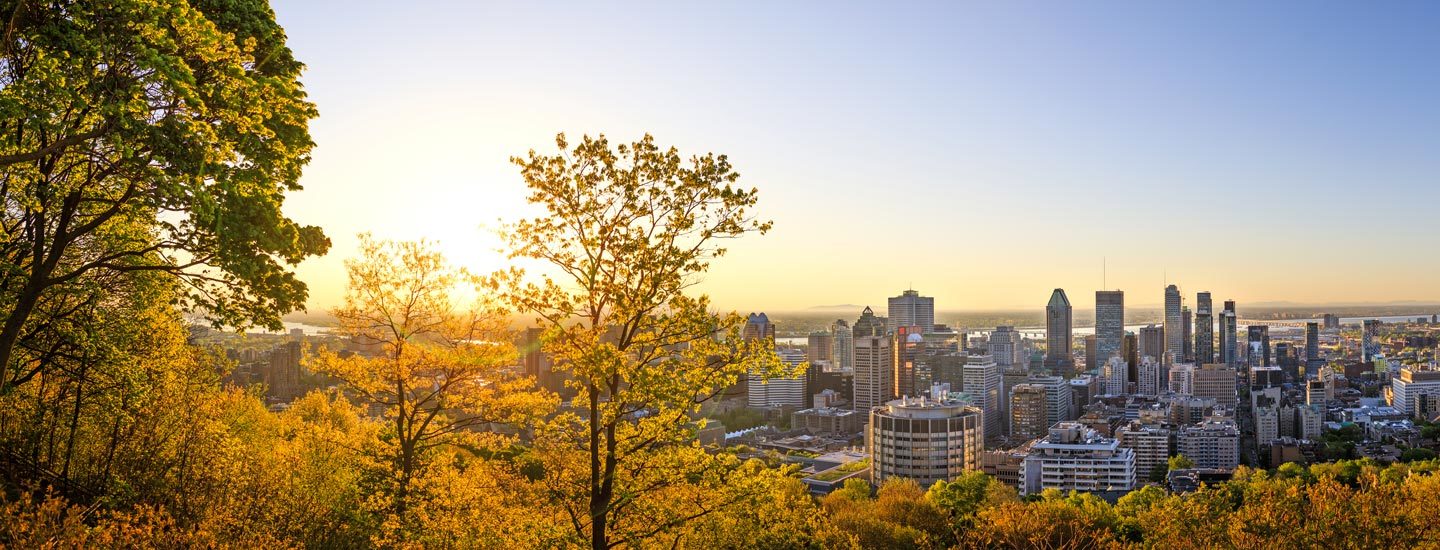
top-left (1021, 422), bottom-right (1135, 495)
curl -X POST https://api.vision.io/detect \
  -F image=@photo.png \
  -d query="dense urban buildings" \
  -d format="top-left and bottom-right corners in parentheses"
top-left (893, 325), bottom-right (926, 398)
top-left (1010, 384), bottom-right (1049, 439)
top-left (1177, 419), bottom-right (1240, 470)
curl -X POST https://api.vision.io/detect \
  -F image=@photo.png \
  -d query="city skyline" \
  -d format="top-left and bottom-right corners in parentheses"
top-left (267, 1), bottom-right (1440, 311)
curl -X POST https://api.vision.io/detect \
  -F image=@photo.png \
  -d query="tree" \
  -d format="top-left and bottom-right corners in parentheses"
top-left (311, 237), bottom-right (550, 530)
top-left (502, 133), bottom-right (782, 549)
top-left (0, 0), bottom-right (328, 393)
top-left (1168, 454), bottom-right (1196, 471)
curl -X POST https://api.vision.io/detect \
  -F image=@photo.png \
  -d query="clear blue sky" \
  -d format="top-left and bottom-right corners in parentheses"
top-left (273, 1), bottom-right (1440, 311)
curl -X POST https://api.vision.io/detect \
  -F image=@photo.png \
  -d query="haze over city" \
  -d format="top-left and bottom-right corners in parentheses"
top-left (272, 1), bottom-right (1440, 311)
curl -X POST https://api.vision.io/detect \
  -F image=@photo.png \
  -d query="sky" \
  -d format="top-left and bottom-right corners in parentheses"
top-left (271, 1), bottom-right (1440, 313)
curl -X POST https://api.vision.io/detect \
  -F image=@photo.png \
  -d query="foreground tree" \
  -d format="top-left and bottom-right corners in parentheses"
top-left (503, 133), bottom-right (782, 549)
top-left (311, 237), bottom-right (550, 536)
top-left (0, 0), bottom-right (328, 392)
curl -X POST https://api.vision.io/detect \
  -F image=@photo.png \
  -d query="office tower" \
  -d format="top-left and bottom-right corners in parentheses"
top-left (1021, 423), bottom-right (1136, 495)
top-left (1164, 285), bottom-right (1183, 364)
top-left (1193, 363), bottom-right (1238, 406)
top-left (1305, 322), bottom-right (1320, 365)
top-left (1392, 366), bottom-right (1440, 417)
top-left (1194, 292), bottom-right (1214, 364)
top-left (1139, 325), bottom-right (1165, 365)
top-left (1177, 420), bottom-right (1240, 470)
top-left (831, 320), bottom-right (854, 372)
top-left (1084, 335), bottom-right (1098, 372)
top-left (1181, 306), bottom-right (1192, 363)
top-left (1069, 375), bottom-right (1099, 416)
top-left (748, 348), bottom-right (807, 408)
top-left (1137, 357), bottom-right (1164, 396)
top-left (1322, 313), bottom-right (1340, 330)
top-left (1117, 421), bottom-right (1172, 481)
top-left (1103, 356), bottom-right (1129, 396)
top-left (893, 326), bottom-right (926, 398)
top-left (1219, 301), bottom-right (1238, 365)
top-left (1362, 319), bottom-right (1381, 361)
top-left (1095, 291), bottom-right (1125, 365)
top-left (1168, 363), bottom-right (1195, 395)
top-left (805, 365), bottom-right (853, 409)
top-left (1123, 333), bottom-right (1139, 375)
top-left (1045, 289), bottom-right (1074, 372)
top-left (869, 392), bottom-right (983, 487)
top-left (888, 290), bottom-right (935, 333)
top-left (266, 340), bottom-right (303, 402)
top-left (1010, 384), bottom-right (1049, 438)
top-left (1030, 375), bottom-right (1074, 425)
top-left (807, 330), bottom-right (834, 364)
top-left (962, 355), bottom-right (1002, 439)
top-left (1246, 325), bottom-right (1270, 368)
top-left (852, 321), bottom-right (894, 412)
top-left (989, 326), bottom-right (1020, 367)
top-left (854, 306), bottom-right (886, 338)
top-left (743, 313), bottom-right (776, 342)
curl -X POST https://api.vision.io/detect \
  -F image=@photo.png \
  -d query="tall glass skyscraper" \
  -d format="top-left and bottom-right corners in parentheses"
top-left (1219, 300), bottom-right (1238, 365)
top-left (1095, 290), bottom-right (1125, 367)
top-left (1163, 285), bottom-right (1183, 365)
top-left (1194, 292), bottom-right (1214, 364)
top-left (1045, 289), bottom-right (1073, 373)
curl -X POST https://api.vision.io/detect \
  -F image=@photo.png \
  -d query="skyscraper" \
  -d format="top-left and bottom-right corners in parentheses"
top-left (854, 306), bottom-right (886, 338)
top-left (962, 355), bottom-right (1002, 438)
top-left (888, 290), bottom-right (935, 334)
top-left (1045, 289), bottom-right (1074, 373)
top-left (1139, 325), bottom-right (1165, 364)
top-left (743, 313), bottom-right (776, 343)
top-left (1163, 285), bottom-right (1183, 364)
top-left (1194, 292), bottom-right (1214, 365)
top-left (853, 330), bottom-right (893, 412)
top-left (1095, 290), bottom-right (1125, 365)
top-left (893, 325), bottom-right (926, 398)
top-left (1219, 300), bottom-right (1238, 365)
top-left (989, 325), bottom-right (1020, 367)
top-left (1247, 325), bottom-right (1270, 368)
top-left (1305, 322), bottom-right (1321, 368)
top-left (807, 330), bottom-right (833, 364)
top-left (831, 319), bottom-right (854, 372)
top-left (1362, 319), bottom-right (1381, 362)
top-left (1181, 306), bottom-right (1192, 363)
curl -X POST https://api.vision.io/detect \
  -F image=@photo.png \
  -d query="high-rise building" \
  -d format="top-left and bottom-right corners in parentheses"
top-left (1045, 289), bottom-right (1074, 373)
top-left (1177, 419), bottom-right (1240, 470)
top-left (1322, 313), bottom-right (1340, 330)
top-left (743, 313), bottom-right (776, 342)
top-left (989, 326), bottom-right (1021, 367)
top-left (1123, 333), bottom-right (1139, 375)
top-left (853, 306), bottom-right (886, 338)
top-left (1009, 384), bottom-right (1049, 439)
top-left (831, 319), bottom-right (854, 372)
top-left (888, 290), bottom-right (935, 334)
top-left (266, 340), bottom-right (304, 402)
top-left (853, 309), bottom-right (894, 412)
top-left (1021, 423), bottom-right (1136, 495)
top-left (1219, 301), bottom-right (1238, 365)
top-left (1194, 292), bottom-right (1214, 364)
top-left (1164, 285), bottom-right (1183, 364)
top-left (893, 326), bottom-right (926, 398)
top-left (962, 355), bottom-right (1002, 439)
top-left (1069, 375), bottom-right (1099, 417)
top-left (1139, 325), bottom-right (1165, 366)
top-left (1095, 290), bottom-right (1125, 365)
top-left (1117, 421), bottom-right (1172, 481)
top-left (1084, 335), bottom-right (1098, 372)
top-left (1392, 366), bottom-right (1440, 418)
top-left (808, 330), bottom-right (834, 365)
top-left (1304, 322), bottom-right (1321, 366)
top-left (1247, 325), bottom-right (1271, 368)
top-left (1362, 319), bottom-right (1381, 362)
top-left (1137, 356), bottom-right (1164, 396)
top-left (1168, 363), bottom-right (1195, 395)
top-left (1193, 363), bottom-right (1238, 406)
top-left (869, 391), bottom-right (983, 487)
top-left (1103, 356), bottom-right (1129, 396)
top-left (749, 348), bottom-right (807, 408)
top-left (1030, 375), bottom-right (1074, 425)
top-left (1181, 306), bottom-right (1193, 363)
